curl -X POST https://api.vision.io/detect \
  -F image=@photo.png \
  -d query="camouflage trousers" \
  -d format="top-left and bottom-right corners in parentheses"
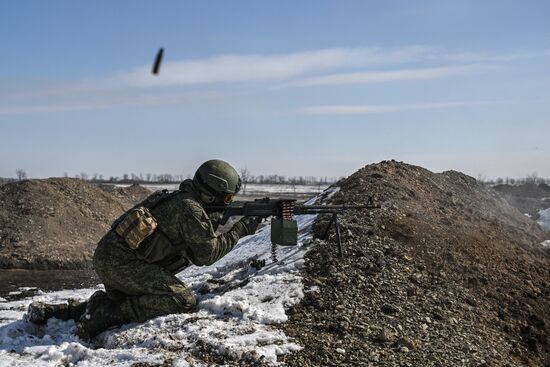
top-left (92, 232), bottom-right (196, 323)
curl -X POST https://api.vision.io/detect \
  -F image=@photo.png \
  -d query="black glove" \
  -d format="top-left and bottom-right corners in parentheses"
top-left (241, 216), bottom-right (261, 235)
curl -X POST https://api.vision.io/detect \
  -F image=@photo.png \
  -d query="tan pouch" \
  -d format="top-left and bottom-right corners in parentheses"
top-left (115, 206), bottom-right (158, 249)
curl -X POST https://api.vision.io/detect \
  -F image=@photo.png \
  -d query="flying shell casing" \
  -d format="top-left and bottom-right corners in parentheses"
top-left (270, 218), bottom-right (298, 246)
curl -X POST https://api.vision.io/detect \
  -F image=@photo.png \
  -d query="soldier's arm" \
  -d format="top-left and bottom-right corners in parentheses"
top-left (179, 200), bottom-right (251, 266)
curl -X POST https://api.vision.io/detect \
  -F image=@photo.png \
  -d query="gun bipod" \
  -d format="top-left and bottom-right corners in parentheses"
top-left (320, 212), bottom-right (345, 257)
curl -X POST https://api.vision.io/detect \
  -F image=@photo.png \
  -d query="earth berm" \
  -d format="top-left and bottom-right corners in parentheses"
top-left (0, 178), bottom-right (149, 269)
top-left (279, 160), bottom-right (550, 367)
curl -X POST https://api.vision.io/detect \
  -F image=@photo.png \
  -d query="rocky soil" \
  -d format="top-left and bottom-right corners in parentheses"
top-left (280, 161), bottom-right (550, 367)
top-left (0, 179), bottom-right (150, 269)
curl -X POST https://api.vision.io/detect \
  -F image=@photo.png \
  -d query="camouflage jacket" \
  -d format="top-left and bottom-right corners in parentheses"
top-left (98, 180), bottom-right (249, 274)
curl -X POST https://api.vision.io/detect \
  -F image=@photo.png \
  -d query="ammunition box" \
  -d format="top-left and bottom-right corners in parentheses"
top-left (271, 218), bottom-right (298, 246)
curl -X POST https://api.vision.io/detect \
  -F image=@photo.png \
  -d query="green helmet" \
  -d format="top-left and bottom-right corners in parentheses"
top-left (193, 159), bottom-right (242, 197)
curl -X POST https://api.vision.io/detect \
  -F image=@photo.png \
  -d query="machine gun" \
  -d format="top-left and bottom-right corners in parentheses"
top-left (211, 197), bottom-right (381, 258)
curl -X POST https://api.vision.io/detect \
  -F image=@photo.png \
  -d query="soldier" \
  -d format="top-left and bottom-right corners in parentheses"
top-left (26, 159), bottom-right (259, 339)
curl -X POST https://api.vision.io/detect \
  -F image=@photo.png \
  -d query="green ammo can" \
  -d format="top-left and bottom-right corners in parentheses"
top-left (270, 218), bottom-right (298, 246)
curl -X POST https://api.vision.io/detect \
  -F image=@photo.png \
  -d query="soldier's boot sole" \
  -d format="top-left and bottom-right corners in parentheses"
top-left (25, 299), bottom-right (86, 325)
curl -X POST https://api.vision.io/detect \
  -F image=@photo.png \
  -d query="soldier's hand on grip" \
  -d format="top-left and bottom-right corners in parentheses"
top-left (241, 216), bottom-right (261, 235)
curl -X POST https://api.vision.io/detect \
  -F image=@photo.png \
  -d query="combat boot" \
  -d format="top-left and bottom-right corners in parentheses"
top-left (76, 290), bottom-right (129, 340)
top-left (25, 298), bottom-right (87, 325)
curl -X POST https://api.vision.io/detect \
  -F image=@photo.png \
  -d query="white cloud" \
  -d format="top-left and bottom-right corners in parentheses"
top-left (443, 50), bottom-right (543, 63)
top-left (0, 91), bottom-right (229, 115)
top-left (0, 46), bottom-right (440, 113)
top-left (286, 65), bottom-right (479, 87)
top-left (300, 101), bottom-right (491, 115)
top-left (117, 47), bottom-right (536, 88)
top-left (0, 46), bottom-right (536, 115)
top-left (117, 46), bottom-right (437, 87)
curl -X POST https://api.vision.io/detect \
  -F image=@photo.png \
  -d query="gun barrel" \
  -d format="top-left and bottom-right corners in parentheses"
top-left (299, 205), bottom-right (380, 209)
top-left (214, 200), bottom-right (282, 224)
top-left (295, 204), bottom-right (381, 215)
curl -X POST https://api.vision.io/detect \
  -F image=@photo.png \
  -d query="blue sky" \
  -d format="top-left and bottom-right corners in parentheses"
top-left (1, 0), bottom-right (549, 180)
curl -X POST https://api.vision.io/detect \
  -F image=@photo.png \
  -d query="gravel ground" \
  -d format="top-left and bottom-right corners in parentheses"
top-left (279, 160), bottom-right (550, 367)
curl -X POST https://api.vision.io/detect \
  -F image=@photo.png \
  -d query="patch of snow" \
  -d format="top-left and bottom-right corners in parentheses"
top-left (324, 186), bottom-right (340, 200)
top-left (172, 358), bottom-right (191, 367)
top-left (537, 208), bottom-right (550, 230)
top-left (541, 240), bottom-right (550, 249)
top-left (0, 191), bottom-right (329, 366)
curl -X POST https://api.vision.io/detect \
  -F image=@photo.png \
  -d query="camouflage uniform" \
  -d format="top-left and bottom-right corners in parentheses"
top-left (25, 159), bottom-right (250, 337)
top-left (85, 180), bottom-right (252, 331)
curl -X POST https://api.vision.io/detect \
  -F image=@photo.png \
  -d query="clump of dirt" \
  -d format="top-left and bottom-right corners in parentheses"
top-left (0, 178), bottom-right (150, 269)
top-left (280, 160), bottom-right (550, 367)
top-left (494, 183), bottom-right (550, 219)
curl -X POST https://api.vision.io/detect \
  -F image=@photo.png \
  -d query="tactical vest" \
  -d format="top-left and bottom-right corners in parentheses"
top-left (113, 190), bottom-right (178, 249)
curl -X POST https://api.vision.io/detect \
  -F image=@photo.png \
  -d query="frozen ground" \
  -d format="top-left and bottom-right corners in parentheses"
top-left (0, 190), bottom-right (339, 366)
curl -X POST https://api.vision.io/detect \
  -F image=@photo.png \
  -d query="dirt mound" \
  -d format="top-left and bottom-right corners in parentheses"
top-left (281, 160), bottom-right (550, 366)
top-left (0, 179), bottom-right (150, 269)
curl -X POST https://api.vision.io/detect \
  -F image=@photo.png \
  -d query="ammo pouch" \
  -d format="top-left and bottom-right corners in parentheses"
top-left (114, 206), bottom-right (158, 249)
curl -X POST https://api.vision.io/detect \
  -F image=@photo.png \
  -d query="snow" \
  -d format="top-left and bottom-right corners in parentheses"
top-left (537, 207), bottom-right (550, 230)
top-left (0, 190), bottom-right (336, 366)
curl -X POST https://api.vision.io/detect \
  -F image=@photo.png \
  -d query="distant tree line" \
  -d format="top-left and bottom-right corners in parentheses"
top-left (4, 168), bottom-right (548, 187)
top-left (66, 169), bottom-right (341, 186)
top-left (478, 173), bottom-right (550, 186)
top-left (238, 168), bottom-right (338, 185)
top-left (71, 172), bottom-right (190, 184)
